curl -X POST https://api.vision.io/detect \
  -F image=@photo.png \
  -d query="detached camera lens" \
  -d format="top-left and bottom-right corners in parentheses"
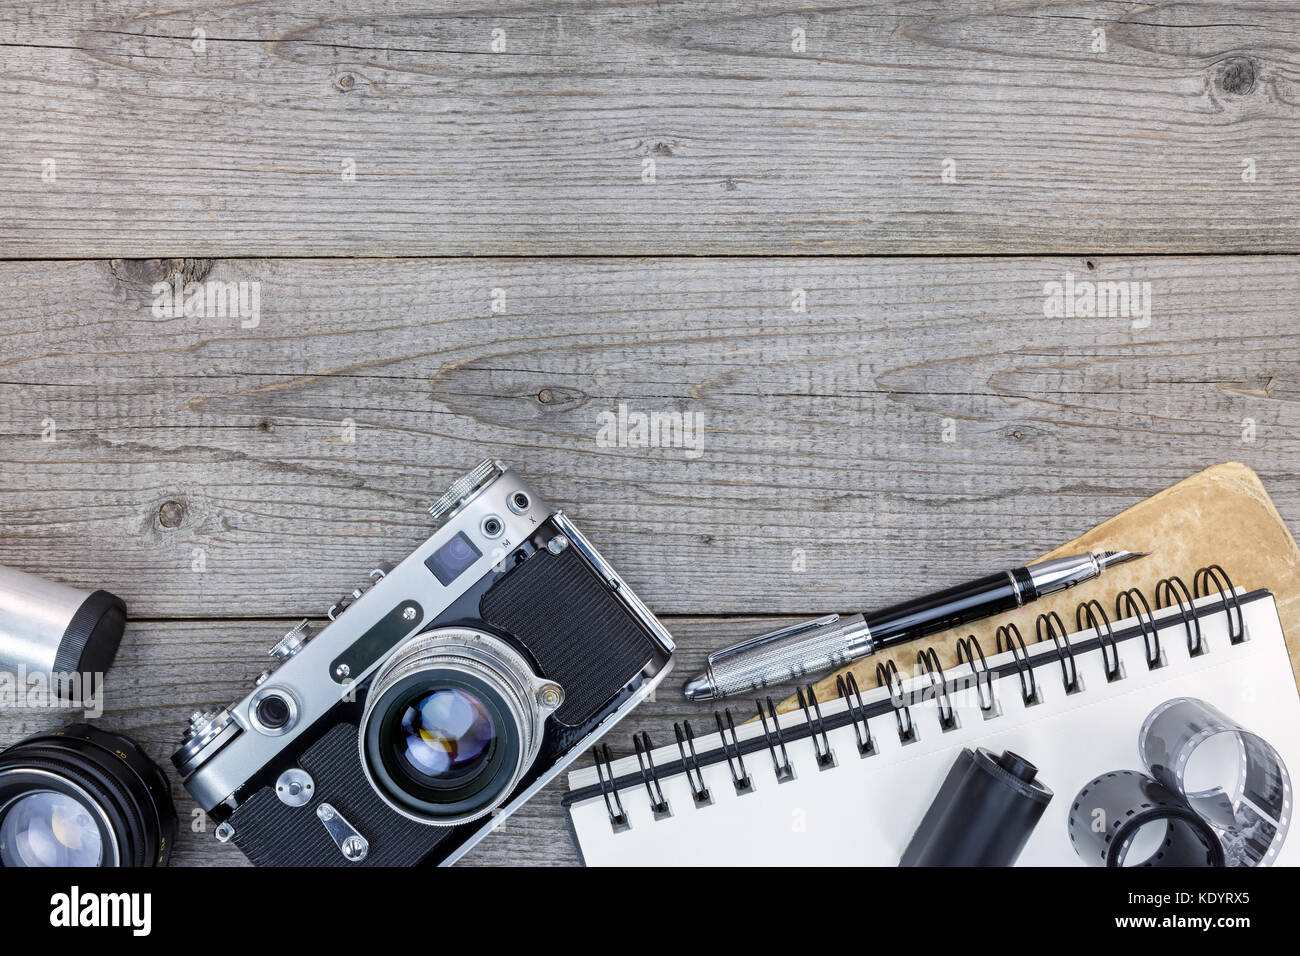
top-left (0, 724), bottom-right (176, 867)
top-left (0, 791), bottom-right (103, 867)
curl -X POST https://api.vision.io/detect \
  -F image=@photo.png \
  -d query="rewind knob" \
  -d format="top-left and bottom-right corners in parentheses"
top-left (270, 619), bottom-right (313, 661)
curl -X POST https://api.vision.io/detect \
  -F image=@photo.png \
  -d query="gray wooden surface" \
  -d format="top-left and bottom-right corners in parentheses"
top-left (1, 1), bottom-right (1298, 866)
top-left (3, 1), bottom-right (1299, 256)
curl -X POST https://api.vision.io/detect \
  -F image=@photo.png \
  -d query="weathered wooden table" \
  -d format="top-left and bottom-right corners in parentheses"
top-left (2, 1), bottom-right (1297, 865)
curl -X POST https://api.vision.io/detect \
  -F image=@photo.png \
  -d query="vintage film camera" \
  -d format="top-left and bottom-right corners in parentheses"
top-left (172, 460), bottom-right (675, 865)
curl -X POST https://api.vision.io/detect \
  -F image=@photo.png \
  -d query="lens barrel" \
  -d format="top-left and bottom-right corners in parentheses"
top-left (0, 724), bottom-right (177, 867)
top-left (360, 628), bottom-right (561, 826)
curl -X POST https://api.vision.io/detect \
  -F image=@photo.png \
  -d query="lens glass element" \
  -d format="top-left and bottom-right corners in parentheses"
top-left (396, 688), bottom-right (497, 788)
top-left (0, 790), bottom-right (103, 867)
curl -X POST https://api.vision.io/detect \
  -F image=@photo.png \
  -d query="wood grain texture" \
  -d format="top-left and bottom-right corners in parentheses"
top-left (3, 0), bottom-right (1299, 257)
top-left (2, 255), bottom-right (1297, 618)
top-left (0, 616), bottom-right (808, 866)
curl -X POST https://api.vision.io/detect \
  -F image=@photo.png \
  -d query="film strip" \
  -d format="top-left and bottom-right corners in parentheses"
top-left (570, 564), bottom-right (1278, 846)
top-left (1069, 697), bottom-right (1291, 867)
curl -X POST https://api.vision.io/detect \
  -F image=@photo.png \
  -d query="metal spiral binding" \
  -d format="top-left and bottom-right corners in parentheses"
top-left (592, 743), bottom-right (629, 832)
top-left (1036, 609), bottom-right (1082, 693)
top-left (581, 564), bottom-right (1257, 834)
top-left (1077, 599), bottom-right (1124, 682)
top-left (876, 658), bottom-right (916, 743)
top-left (797, 685), bottom-right (837, 769)
top-left (633, 731), bottom-right (671, 819)
top-left (756, 697), bottom-right (796, 782)
top-left (1194, 564), bottom-right (1245, 645)
top-left (996, 622), bottom-right (1039, 705)
top-left (1156, 575), bottom-right (1204, 656)
top-left (673, 720), bottom-right (712, 806)
top-left (956, 634), bottom-right (997, 716)
top-left (714, 709), bottom-right (753, 794)
top-left (1117, 586), bottom-right (1163, 669)
top-left (836, 672), bottom-right (876, 756)
top-left (917, 647), bottom-right (958, 730)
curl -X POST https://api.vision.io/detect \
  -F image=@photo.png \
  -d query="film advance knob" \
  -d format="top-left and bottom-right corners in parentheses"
top-left (427, 459), bottom-right (505, 523)
top-left (270, 620), bottom-right (312, 661)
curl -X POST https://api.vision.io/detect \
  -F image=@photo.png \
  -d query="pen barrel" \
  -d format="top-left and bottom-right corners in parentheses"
top-left (864, 570), bottom-right (1029, 649)
top-left (706, 614), bottom-right (872, 698)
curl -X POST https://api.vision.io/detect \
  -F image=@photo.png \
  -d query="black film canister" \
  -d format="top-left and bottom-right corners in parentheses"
top-left (900, 747), bottom-right (1053, 866)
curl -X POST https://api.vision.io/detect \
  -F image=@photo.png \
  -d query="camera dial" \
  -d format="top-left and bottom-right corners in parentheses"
top-left (269, 619), bottom-right (313, 661)
top-left (427, 459), bottom-right (505, 525)
top-left (173, 706), bottom-right (239, 778)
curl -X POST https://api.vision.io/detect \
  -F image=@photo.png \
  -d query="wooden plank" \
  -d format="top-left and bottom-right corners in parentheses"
top-left (2, 1), bottom-right (1298, 257)
top-left (0, 616), bottom-right (807, 866)
top-left (2, 255), bottom-right (1297, 617)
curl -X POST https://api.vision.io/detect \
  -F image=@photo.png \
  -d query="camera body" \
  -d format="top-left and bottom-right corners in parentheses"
top-left (172, 461), bottom-right (675, 865)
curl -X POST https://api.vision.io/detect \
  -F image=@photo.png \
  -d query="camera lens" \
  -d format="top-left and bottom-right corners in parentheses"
top-left (0, 791), bottom-right (103, 867)
top-left (0, 724), bottom-right (176, 867)
top-left (396, 688), bottom-right (498, 788)
top-left (360, 628), bottom-right (557, 826)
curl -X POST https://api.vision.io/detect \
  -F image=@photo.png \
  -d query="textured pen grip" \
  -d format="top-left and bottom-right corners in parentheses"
top-left (708, 615), bottom-right (872, 698)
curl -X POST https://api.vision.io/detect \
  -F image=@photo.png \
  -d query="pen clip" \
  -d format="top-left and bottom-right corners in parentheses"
top-left (710, 614), bottom-right (842, 665)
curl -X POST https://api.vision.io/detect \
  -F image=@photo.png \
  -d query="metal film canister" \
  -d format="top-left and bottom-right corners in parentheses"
top-left (0, 565), bottom-right (126, 700)
top-left (1141, 697), bottom-right (1292, 866)
top-left (900, 747), bottom-right (1053, 867)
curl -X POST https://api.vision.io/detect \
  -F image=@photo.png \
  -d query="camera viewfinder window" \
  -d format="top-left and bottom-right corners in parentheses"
top-left (425, 531), bottom-right (483, 586)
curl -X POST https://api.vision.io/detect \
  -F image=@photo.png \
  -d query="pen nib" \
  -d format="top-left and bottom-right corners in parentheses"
top-left (1094, 550), bottom-right (1151, 572)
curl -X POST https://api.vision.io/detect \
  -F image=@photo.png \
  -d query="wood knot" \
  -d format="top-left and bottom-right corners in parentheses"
top-left (158, 500), bottom-right (184, 528)
top-left (535, 385), bottom-right (586, 409)
top-left (336, 73), bottom-right (356, 91)
top-left (108, 257), bottom-right (212, 291)
top-left (258, 419), bottom-right (275, 433)
top-left (1218, 57), bottom-right (1257, 96)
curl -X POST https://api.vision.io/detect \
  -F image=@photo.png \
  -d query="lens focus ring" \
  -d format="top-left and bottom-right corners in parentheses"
top-left (359, 628), bottom-right (553, 826)
top-left (0, 724), bottom-right (177, 868)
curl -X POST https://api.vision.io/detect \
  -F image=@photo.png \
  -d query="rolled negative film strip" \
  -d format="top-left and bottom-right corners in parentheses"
top-left (1069, 697), bottom-right (1291, 866)
top-left (1068, 770), bottom-right (1225, 866)
top-left (1141, 697), bottom-right (1291, 866)
top-left (900, 747), bottom-right (1053, 867)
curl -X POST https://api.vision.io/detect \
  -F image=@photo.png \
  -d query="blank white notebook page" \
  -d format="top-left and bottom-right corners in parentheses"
top-left (565, 592), bottom-right (1300, 866)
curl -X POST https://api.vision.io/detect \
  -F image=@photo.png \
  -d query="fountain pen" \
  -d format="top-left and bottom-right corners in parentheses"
top-left (683, 550), bottom-right (1149, 700)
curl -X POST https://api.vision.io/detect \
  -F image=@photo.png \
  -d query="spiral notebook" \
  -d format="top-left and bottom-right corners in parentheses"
top-left (562, 569), bottom-right (1300, 865)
